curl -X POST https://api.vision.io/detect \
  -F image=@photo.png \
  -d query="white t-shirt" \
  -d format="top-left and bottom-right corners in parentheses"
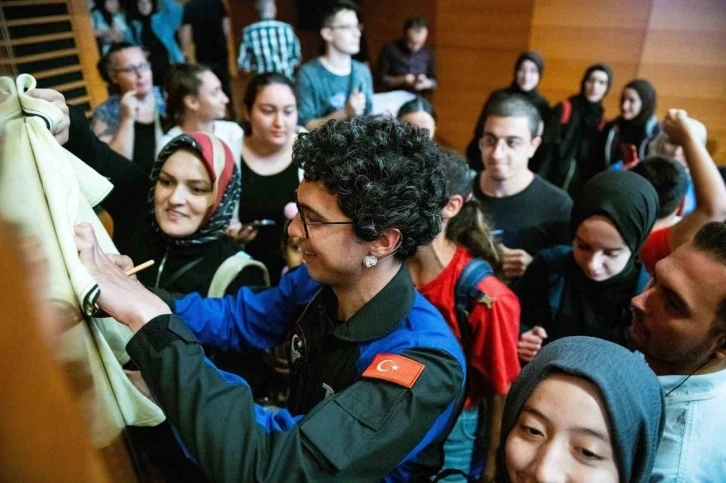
top-left (158, 121), bottom-right (244, 171)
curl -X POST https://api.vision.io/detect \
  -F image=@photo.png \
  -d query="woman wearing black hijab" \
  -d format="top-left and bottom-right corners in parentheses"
top-left (537, 63), bottom-right (613, 196)
top-left (466, 52), bottom-right (550, 169)
top-left (516, 170), bottom-right (658, 359)
top-left (497, 336), bottom-right (664, 483)
top-left (600, 79), bottom-right (659, 168)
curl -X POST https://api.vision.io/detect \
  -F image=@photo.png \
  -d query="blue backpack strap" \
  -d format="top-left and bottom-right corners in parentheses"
top-left (634, 264), bottom-right (651, 295)
top-left (454, 258), bottom-right (494, 347)
top-left (541, 246), bottom-right (574, 320)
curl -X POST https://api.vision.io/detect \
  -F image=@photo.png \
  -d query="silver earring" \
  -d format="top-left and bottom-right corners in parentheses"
top-left (363, 255), bottom-right (378, 268)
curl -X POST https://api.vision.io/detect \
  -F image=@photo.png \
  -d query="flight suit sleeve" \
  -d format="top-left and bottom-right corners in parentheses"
top-left (127, 315), bottom-right (464, 482)
top-left (171, 264), bottom-right (321, 351)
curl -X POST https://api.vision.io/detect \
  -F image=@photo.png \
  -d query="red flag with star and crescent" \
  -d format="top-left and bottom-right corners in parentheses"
top-left (362, 353), bottom-right (425, 388)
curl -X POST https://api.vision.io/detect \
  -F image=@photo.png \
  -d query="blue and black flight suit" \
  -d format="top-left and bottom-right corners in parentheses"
top-left (128, 263), bottom-right (467, 482)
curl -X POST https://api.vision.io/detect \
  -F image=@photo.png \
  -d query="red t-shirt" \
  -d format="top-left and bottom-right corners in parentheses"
top-left (640, 227), bottom-right (672, 275)
top-left (418, 247), bottom-right (521, 408)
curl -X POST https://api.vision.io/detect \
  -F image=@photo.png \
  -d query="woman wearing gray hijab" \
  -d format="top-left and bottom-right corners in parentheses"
top-left (497, 336), bottom-right (664, 483)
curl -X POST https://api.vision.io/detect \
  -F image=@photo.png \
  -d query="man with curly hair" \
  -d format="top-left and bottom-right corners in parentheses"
top-left (46, 83), bottom-right (466, 482)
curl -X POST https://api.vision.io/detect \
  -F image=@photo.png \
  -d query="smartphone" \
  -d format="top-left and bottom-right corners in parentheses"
top-left (491, 229), bottom-right (504, 243)
top-left (248, 219), bottom-right (276, 227)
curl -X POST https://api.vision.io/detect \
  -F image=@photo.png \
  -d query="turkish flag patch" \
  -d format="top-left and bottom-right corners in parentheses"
top-left (362, 353), bottom-right (425, 388)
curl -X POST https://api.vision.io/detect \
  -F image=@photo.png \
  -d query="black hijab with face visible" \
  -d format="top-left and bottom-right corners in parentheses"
top-left (497, 336), bottom-right (665, 483)
top-left (553, 170), bottom-right (658, 345)
top-left (543, 63), bottom-right (613, 193)
top-left (507, 51), bottom-right (550, 121)
top-left (615, 78), bottom-right (658, 145)
top-left (465, 52), bottom-right (550, 167)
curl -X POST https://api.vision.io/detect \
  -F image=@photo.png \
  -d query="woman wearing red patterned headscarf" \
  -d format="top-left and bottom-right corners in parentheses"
top-left (64, 111), bottom-right (266, 294)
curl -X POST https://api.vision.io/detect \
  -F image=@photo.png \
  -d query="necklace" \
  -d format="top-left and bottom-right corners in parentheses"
top-left (664, 357), bottom-right (712, 397)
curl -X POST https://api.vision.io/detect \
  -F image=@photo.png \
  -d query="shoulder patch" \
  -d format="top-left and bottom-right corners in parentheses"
top-left (362, 353), bottom-right (425, 389)
top-left (477, 292), bottom-right (496, 309)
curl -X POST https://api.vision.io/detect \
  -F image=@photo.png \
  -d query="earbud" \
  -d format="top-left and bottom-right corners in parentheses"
top-left (362, 238), bottom-right (404, 269)
top-left (362, 256), bottom-right (378, 268)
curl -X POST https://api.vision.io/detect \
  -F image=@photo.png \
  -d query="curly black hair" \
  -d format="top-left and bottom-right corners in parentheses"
top-left (292, 117), bottom-right (447, 260)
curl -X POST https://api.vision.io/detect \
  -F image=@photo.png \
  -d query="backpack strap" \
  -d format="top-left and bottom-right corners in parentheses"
top-left (634, 264), bottom-right (651, 295)
top-left (560, 98), bottom-right (572, 125)
top-left (208, 251), bottom-right (270, 298)
top-left (454, 258), bottom-right (495, 347)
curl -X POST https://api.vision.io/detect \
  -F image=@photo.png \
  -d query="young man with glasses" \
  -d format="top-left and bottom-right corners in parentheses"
top-left (92, 42), bottom-right (165, 174)
top-left (472, 93), bottom-right (572, 282)
top-left (295, 1), bottom-right (373, 131)
top-left (48, 89), bottom-right (465, 480)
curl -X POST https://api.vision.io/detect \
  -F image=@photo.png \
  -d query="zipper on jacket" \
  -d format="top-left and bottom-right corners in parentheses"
top-left (154, 248), bottom-right (170, 288)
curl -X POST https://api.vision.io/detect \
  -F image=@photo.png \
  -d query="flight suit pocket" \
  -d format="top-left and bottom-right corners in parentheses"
top-left (299, 381), bottom-right (407, 472)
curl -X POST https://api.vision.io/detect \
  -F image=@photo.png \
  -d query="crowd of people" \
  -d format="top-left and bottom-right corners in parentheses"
top-left (24, 0), bottom-right (726, 481)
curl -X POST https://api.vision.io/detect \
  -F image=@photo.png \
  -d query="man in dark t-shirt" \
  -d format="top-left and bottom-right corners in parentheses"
top-left (472, 93), bottom-right (572, 282)
top-left (180, 0), bottom-right (234, 116)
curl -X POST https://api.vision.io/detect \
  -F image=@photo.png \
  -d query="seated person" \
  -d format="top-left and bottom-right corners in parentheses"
top-left (472, 93), bottom-right (572, 282)
top-left (629, 221), bottom-right (726, 481)
top-left (634, 109), bottom-right (726, 274)
top-left (498, 336), bottom-right (664, 482)
top-left (295, 1), bottom-right (373, 131)
top-left (466, 52), bottom-right (550, 169)
top-left (159, 63), bottom-right (242, 168)
top-left (536, 64), bottom-right (613, 196)
top-left (93, 42), bottom-right (165, 174)
top-left (397, 96), bottom-right (437, 139)
top-left (227, 73), bottom-right (301, 286)
top-left (600, 79), bottom-right (660, 169)
top-left (69, 102), bottom-right (262, 295)
top-left (408, 149), bottom-right (520, 481)
top-left (517, 170), bottom-right (658, 361)
top-left (377, 16), bottom-right (436, 93)
top-left (69, 116), bottom-right (466, 481)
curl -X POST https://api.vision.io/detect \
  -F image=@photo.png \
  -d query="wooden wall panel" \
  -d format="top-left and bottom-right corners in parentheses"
top-left (637, 0), bottom-right (726, 163)
top-left (432, 0), bottom-right (534, 150)
top-left (529, 0), bottom-right (652, 123)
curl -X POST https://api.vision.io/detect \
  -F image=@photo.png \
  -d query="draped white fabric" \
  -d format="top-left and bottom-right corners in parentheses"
top-left (0, 75), bottom-right (164, 444)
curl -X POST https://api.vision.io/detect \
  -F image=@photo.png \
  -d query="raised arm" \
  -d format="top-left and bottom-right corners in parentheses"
top-left (665, 109), bottom-right (726, 250)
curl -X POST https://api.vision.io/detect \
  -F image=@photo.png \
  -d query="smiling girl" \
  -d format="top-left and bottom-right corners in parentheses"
top-left (516, 170), bottom-right (658, 360)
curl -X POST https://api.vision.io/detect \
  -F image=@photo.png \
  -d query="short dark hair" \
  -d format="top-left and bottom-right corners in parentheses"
top-left (397, 96), bottom-right (437, 122)
top-left (165, 63), bottom-right (211, 128)
top-left (631, 156), bottom-right (688, 219)
top-left (97, 42), bottom-right (138, 84)
top-left (692, 222), bottom-right (726, 332)
top-left (483, 93), bottom-right (542, 139)
top-left (292, 117), bottom-right (447, 260)
top-left (320, 0), bottom-right (359, 28)
top-left (404, 16), bottom-right (427, 31)
top-left (242, 73), bottom-right (296, 135)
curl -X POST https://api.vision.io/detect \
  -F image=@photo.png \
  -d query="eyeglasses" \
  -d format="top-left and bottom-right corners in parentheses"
top-left (328, 23), bottom-right (364, 32)
top-left (295, 190), bottom-right (354, 239)
top-left (114, 61), bottom-right (151, 75)
top-left (479, 134), bottom-right (528, 151)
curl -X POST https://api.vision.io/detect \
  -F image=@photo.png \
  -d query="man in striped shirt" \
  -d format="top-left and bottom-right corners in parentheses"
top-left (238, 0), bottom-right (301, 79)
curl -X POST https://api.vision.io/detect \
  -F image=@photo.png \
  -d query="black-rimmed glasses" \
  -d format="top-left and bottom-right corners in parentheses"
top-left (328, 23), bottom-right (364, 32)
top-left (114, 61), bottom-right (151, 76)
top-left (295, 190), bottom-right (354, 239)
